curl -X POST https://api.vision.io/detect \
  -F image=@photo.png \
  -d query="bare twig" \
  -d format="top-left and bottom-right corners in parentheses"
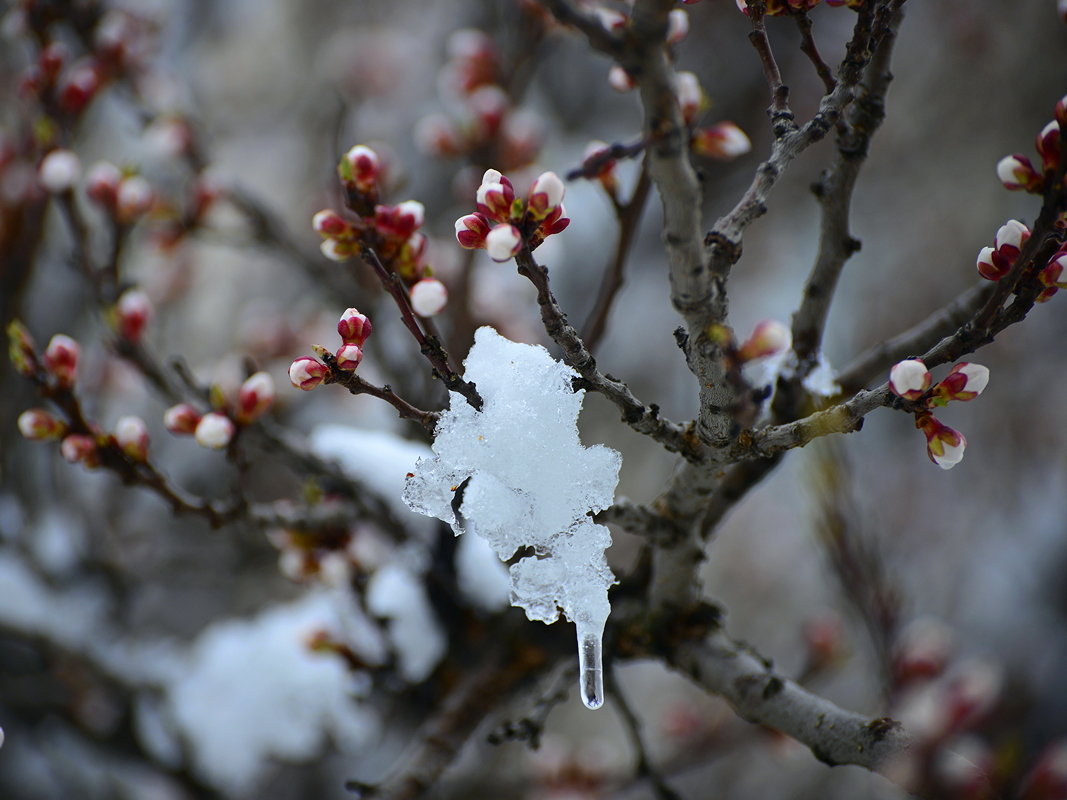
top-left (325, 365), bottom-right (440, 431)
top-left (794, 11), bottom-right (837, 95)
top-left (607, 667), bottom-right (684, 800)
top-left (745, 1), bottom-right (794, 131)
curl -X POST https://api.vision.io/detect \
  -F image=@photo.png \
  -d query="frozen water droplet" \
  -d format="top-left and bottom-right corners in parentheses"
top-left (578, 631), bottom-right (604, 710)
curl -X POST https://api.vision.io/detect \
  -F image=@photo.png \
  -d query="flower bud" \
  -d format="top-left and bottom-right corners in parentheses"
top-left (1039, 253), bottom-right (1067, 290)
top-left (537, 204), bottom-right (570, 237)
top-left (85, 161), bottom-right (122, 209)
top-left (341, 144), bottom-right (382, 191)
top-left (996, 219), bottom-right (1030, 252)
top-left (116, 175), bottom-right (154, 222)
top-left (337, 308), bottom-right (372, 345)
top-left (467, 85), bottom-right (509, 138)
top-left (114, 415), bottom-right (149, 461)
top-left (320, 238), bottom-right (356, 262)
top-left (61, 434), bottom-right (100, 467)
top-left (931, 362), bottom-right (989, 404)
top-left (164, 403), bottom-right (201, 435)
top-left (595, 8), bottom-right (627, 30)
top-left (43, 334), bottom-right (79, 388)
top-left (312, 209), bottom-right (349, 237)
top-left (738, 320), bottom-right (790, 362)
top-left (57, 61), bottom-right (101, 114)
top-left (1036, 120), bottom-right (1061, 173)
top-left (582, 140), bottom-right (618, 195)
top-left (39, 42), bottom-right (68, 82)
top-left (18, 409), bottom-right (67, 440)
top-left (1057, 92), bottom-right (1067, 126)
top-left (115, 288), bottom-right (153, 342)
top-left (485, 224), bottom-right (522, 262)
top-left (335, 343), bottom-right (364, 371)
top-left (194, 412), bottom-right (235, 450)
top-left (7, 320), bottom-right (38, 377)
top-left (608, 65), bottom-right (635, 92)
top-left (889, 359), bottom-right (932, 401)
top-left (976, 245), bottom-right (1006, 282)
top-left (410, 278), bottom-right (448, 317)
top-left (414, 113), bottom-right (462, 157)
top-left (454, 212), bottom-right (491, 249)
top-left (674, 71), bottom-right (706, 125)
top-left (667, 9), bottom-right (690, 44)
top-left (476, 174), bottom-right (516, 223)
top-left (236, 371), bottom-right (275, 423)
top-left (892, 617), bottom-right (954, 687)
top-left (39, 149), bottom-right (82, 193)
top-left (692, 122), bottom-right (752, 160)
top-left (289, 356), bottom-right (328, 390)
top-left (915, 413), bottom-right (966, 470)
top-left (374, 200), bottom-right (424, 239)
top-left (527, 171), bottom-right (565, 220)
top-left (995, 154), bottom-right (1042, 193)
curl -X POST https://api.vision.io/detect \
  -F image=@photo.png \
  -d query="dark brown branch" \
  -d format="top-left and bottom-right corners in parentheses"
top-left (745, 1), bottom-right (794, 132)
top-left (535, 0), bottom-right (625, 56)
top-left (325, 367), bottom-right (440, 431)
top-left (794, 11), bottom-right (837, 94)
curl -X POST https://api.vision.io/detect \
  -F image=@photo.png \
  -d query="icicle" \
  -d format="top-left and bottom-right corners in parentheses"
top-left (577, 625), bottom-right (605, 710)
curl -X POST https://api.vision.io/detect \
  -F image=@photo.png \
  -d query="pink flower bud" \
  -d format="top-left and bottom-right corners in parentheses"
top-left (455, 212), bottom-right (491, 249)
top-left (608, 65), bottom-right (635, 92)
top-left (467, 85), bottom-right (509, 138)
top-left (738, 320), bottom-right (790, 361)
top-left (164, 403), bottom-right (201, 435)
top-left (114, 415), bottom-right (149, 460)
top-left (43, 334), bottom-right (79, 388)
top-left (335, 343), bottom-right (363, 371)
top-left (667, 9), bottom-right (690, 44)
top-left (39, 149), bottom-right (82, 193)
top-left (414, 113), bottom-right (462, 157)
top-left (337, 308), bottom-right (373, 345)
top-left (236, 371), bottom-right (275, 423)
top-left (995, 154), bottom-right (1043, 192)
top-left (194, 412), bottom-right (235, 450)
top-left (61, 434), bottom-right (100, 467)
top-left (39, 42), bottom-right (68, 81)
top-left (976, 245), bottom-right (1007, 282)
top-left (312, 209), bottom-right (349, 237)
top-left (892, 617), bottom-right (954, 687)
top-left (116, 175), bottom-right (154, 222)
top-left (320, 238), bottom-right (355, 262)
top-left (374, 201), bottom-right (424, 239)
top-left (476, 171), bottom-right (516, 223)
top-left (1039, 253), bottom-right (1067, 290)
top-left (527, 171), bottom-right (565, 220)
top-left (410, 278), bottom-right (448, 317)
top-left (115, 288), bottom-right (153, 342)
top-left (85, 161), bottom-right (122, 209)
top-left (674, 71), bottom-right (705, 125)
top-left (18, 409), bottom-right (67, 440)
top-left (485, 224), bottom-right (522, 262)
top-left (1036, 120), bottom-right (1061, 173)
top-left (342, 144), bottom-right (381, 191)
top-left (931, 362), bottom-right (989, 403)
top-left (289, 356), bottom-right (328, 390)
top-left (915, 413), bottom-right (966, 470)
top-left (538, 204), bottom-right (570, 237)
top-left (692, 122), bottom-right (752, 160)
top-left (889, 359), bottom-right (932, 401)
top-left (57, 61), bottom-right (101, 114)
top-left (1057, 92), bottom-right (1067, 126)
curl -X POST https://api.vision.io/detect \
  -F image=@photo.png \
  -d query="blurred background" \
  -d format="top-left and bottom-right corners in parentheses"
top-left (2, 0), bottom-right (1067, 798)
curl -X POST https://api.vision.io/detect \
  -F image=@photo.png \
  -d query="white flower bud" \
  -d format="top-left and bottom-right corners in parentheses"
top-left (410, 278), bottom-right (448, 317)
top-left (194, 412), bottom-right (235, 450)
top-left (889, 359), bottom-right (931, 400)
top-left (485, 224), bottom-right (522, 262)
top-left (39, 149), bottom-right (82, 192)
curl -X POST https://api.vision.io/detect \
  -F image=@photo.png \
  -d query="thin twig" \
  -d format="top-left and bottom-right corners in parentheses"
top-left (326, 367), bottom-right (440, 431)
top-left (794, 11), bottom-right (837, 94)
top-left (745, 1), bottom-right (794, 133)
top-left (606, 667), bottom-right (684, 800)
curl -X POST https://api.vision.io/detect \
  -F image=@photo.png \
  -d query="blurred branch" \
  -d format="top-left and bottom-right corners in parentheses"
top-left (607, 667), bottom-right (684, 800)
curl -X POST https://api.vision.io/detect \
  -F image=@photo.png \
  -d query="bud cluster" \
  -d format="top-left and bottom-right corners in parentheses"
top-left (455, 169), bottom-right (570, 262)
top-left (995, 97), bottom-right (1066, 195)
top-left (889, 359), bottom-right (989, 469)
top-left (975, 219), bottom-right (1029, 282)
top-left (414, 29), bottom-right (542, 172)
top-left (288, 308), bottom-right (374, 391)
top-left (735, 0), bottom-right (863, 15)
top-left (163, 371), bottom-right (275, 450)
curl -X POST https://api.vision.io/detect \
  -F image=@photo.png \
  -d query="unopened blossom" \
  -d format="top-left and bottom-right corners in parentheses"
top-left (674, 71), bottom-right (705, 124)
top-left (1039, 252), bottom-right (1067, 291)
top-left (235, 372), bottom-right (275, 424)
top-left (594, 8), bottom-right (626, 30)
top-left (57, 61), bottom-right (100, 113)
top-left (931, 363), bottom-right (989, 404)
top-left (18, 409), bottom-right (66, 441)
top-left (692, 122), bottom-right (752, 160)
top-left (608, 64), bottom-right (635, 93)
top-left (1036, 120), bottom-right (1061, 173)
top-left (889, 359), bottom-right (932, 401)
top-left (85, 161), bottom-right (122, 209)
top-left (414, 113), bottom-right (462, 157)
top-left (320, 238), bottom-right (355, 262)
top-left (312, 209), bottom-right (349, 237)
top-left (667, 9), bottom-right (690, 44)
top-left (8, 321), bottom-right (38, 377)
top-left (115, 288), bottom-right (153, 342)
top-left (1057, 91), bottom-right (1067, 125)
top-left (375, 201), bottom-right (424, 239)
top-left (194, 412), bottom-right (235, 450)
top-left (39, 149), bottom-right (81, 192)
top-left (410, 278), bottom-right (448, 317)
top-left (467, 85), bottom-right (509, 137)
top-left (337, 308), bottom-right (373, 345)
top-left (476, 170), bottom-right (516, 222)
top-left (164, 403), bottom-right (201, 435)
top-left (60, 434), bottom-right (100, 467)
top-left (454, 212), bottom-right (491, 249)
top-left (114, 415), bottom-right (149, 461)
top-left (527, 171), bottom-right (565, 220)
top-left (977, 219), bottom-right (1030, 281)
top-left (43, 334), bottom-right (79, 388)
top-left (116, 175), bottom-right (154, 222)
top-left (738, 320), bottom-right (789, 361)
top-left (996, 154), bottom-right (1042, 193)
top-left (582, 140), bottom-right (619, 196)
top-left (485, 224), bottom-right (522, 262)
top-left (892, 617), bottom-right (954, 687)
top-left (289, 356), bottom-right (328, 390)
top-left (335, 343), bottom-right (363, 371)
top-left (341, 144), bottom-right (381, 192)
top-left (916, 413), bottom-right (967, 470)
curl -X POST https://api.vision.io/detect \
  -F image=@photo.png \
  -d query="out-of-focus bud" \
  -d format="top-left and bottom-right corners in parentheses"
top-left (7, 320), bottom-right (38, 377)
top-left (1036, 120), bottom-right (1062, 173)
top-left (943, 658), bottom-right (1002, 733)
top-left (803, 613), bottom-right (844, 672)
top-left (692, 122), bottom-right (752, 160)
top-left (476, 170), bottom-right (516, 223)
top-left (527, 171), bottom-right (565, 220)
top-left (289, 356), bottom-right (328, 390)
top-left (57, 60), bottom-right (101, 114)
top-left (194, 412), bottom-right (235, 450)
top-left (608, 64), bottom-right (635, 93)
top-left (60, 434), bottom-right (100, 467)
top-left (674, 71), bottom-right (706, 125)
top-left (414, 113), bottom-right (462, 157)
top-left (582, 140), bottom-right (618, 195)
top-left (39, 42), bottom-right (68, 82)
top-left (18, 409), bottom-right (67, 440)
top-left (996, 153), bottom-right (1043, 193)
top-left (312, 209), bottom-right (350, 237)
top-left (143, 116), bottom-right (192, 160)
top-left (892, 617), bottom-right (954, 688)
top-left (164, 403), bottom-right (201, 435)
top-left (337, 308), bottom-right (373, 346)
top-left (410, 278), bottom-right (448, 317)
top-left (930, 363), bottom-right (989, 404)
top-left (485, 224), bottom-right (523, 262)
top-left (43, 334), bottom-right (80, 388)
top-left (738, 320), bottom-right (790, 361)
top-left (594, 8), bottom-right (627, 30)
top-left (340, 144), bottom-right (382, 192)
top-left (39, 149), bottom-right (82, 193)
top-left (85, 161), bottom-right (122, 210)
top-left (236, 371), bottom-right (275, 424)
top-left (467, 84), bottom-right (509, 138)
top-left (116, 175), bottom-right (154, 222)
top-left (374, 200), bottom-right (424, 239)
top-left (915, 413), bottom-right (967, 470)
top-left (889, 359), bottom-right (932, 401)
top-left (114, 415), bottom-right (149, 461)
top-left (320, 238), bottom-right (355, 262)
top-left (1057, 92), bottom-right (1067, 126)
top-left (114, 288), bottom-right (153, 343)
top-left (335, 343), bottom-right (364, 371)
top-left (667, 9), bottom-right (690, 44)
top-left (455, 212), bottom-right (491, 249)
top-left (1019, 739), bottom-right (1067, 800)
